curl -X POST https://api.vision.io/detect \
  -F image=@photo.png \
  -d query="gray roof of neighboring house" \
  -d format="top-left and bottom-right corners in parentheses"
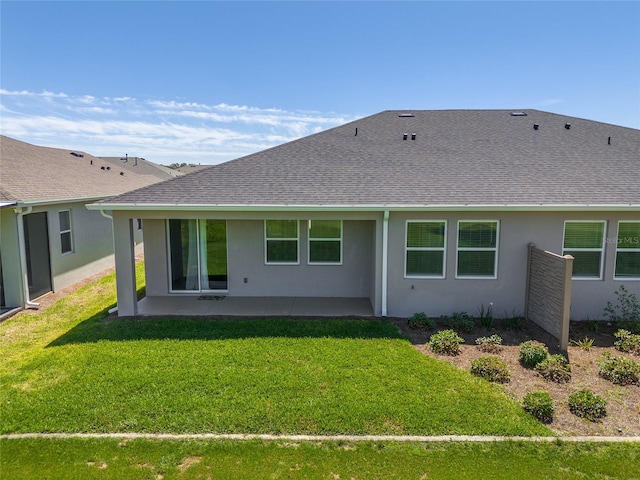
top-left (95, 110), bottom-right (640, 209)
top-left (0, 136), bottom-right (172, 204)
top-left (98, 156), bottom-right (184, 179)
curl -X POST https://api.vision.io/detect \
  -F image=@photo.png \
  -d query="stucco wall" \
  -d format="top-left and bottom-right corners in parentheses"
top-left (39, 202), bottom-right (115, 291)
top-left (385, 211), bottom-right (640, 320)
top-left (142, 217), bottom-right (374, 298)
top-left (0, 208), bottom-right (22, 307)
top-left (126, 209), bottom-right (639, 321)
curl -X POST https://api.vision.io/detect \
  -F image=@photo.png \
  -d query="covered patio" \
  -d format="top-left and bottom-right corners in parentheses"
top-left (136, 296), bottom-right (374, 317)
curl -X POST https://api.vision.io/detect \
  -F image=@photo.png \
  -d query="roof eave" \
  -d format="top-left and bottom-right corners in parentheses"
top-left (17, 195), bottom-right (116, 208)
top-left (86, 203), bottom-right (640, 212)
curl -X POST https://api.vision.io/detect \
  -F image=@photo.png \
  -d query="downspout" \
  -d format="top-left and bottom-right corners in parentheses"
top-left (100, 209), bottom-right (119, 315)
top-left (381, 210), bottom-right (389, 317)
top-left (14, 206), bottom-right (40, 308)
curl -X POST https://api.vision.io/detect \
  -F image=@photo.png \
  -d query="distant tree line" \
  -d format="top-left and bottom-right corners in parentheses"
top-left (166, 162), bottom-right (188, 169)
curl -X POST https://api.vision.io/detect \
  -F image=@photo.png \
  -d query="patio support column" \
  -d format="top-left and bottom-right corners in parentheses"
top-left (381, 210), bottom-right (389, 317)
top-left (113, 212), bottom-right (137, 317)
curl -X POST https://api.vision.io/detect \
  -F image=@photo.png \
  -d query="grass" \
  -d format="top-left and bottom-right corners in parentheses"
top-left (0, 262), bottom-right (549, 436)
top-left (1, 438), bottom-right (639, 479)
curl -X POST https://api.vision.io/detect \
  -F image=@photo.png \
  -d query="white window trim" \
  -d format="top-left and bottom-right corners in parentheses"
top-left (563, 220), bottom-right (606, 280)
top-left (59, 209), bottom-right (74, 255)
top-left (404, 220), bottom-right (447, 279)
top-left (307, 220), bottom-right (343, 265)
top-left (455, 220), bottom-right (499, 280)
top-left (614, 220), bottom-right (640, 281)
top-left (264, 220), bottom-right (300, 265)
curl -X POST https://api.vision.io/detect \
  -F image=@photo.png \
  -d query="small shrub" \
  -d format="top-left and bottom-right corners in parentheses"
top-left (571, 336), bottom-right (594, 351)
top-left (613, 329), bottom-right (640, 355)
top-left (568, 390), bottom-right (607, 421)
top-left (586, 319), bottom-right (600, 334)
top-left (522, 391), bottom-right (554, 423)
top-left (470, 356), bottom-right (510, 383)
top-left (478, 303), bottom-right (494, 330)
top-left (447, 311), bottom-right (474, 333)
top-left (501, 315), bottom-right (522, 331)
top-left (428, 329), bottom-right (464, 356)
top-left (535, 354), bottom-right (572, 383)
top-left (597, 352), bottom-right (640, 386)
top-left (408, 312), bottom-right (436, 330)
top-left (603, 285), bottom-right (640, 333)
top-left (475, 334), bottom-right (503, 353)
top-left (519, 340), bottom-right (549, 368)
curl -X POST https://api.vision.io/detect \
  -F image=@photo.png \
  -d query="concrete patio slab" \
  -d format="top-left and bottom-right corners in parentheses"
top-left (137, 296), bottom-right (374, 317)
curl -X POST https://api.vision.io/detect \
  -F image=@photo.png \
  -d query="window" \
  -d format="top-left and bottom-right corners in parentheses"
top-left (59, 210), bottom-right (73, 254)
top-left (167, 219), bottom-right (228, 291)
top-left (563, 221), bottom-right (605, 279)
top-left (308, 220), bottom-right (342, 264)
top-left (615, 221), bottom-right (640, 279)
top-left (136, 218), bottom-right (143, 230)
top-left (405, 221), bottom-right (446, 277)
top-left (456, 221), bottom-right (499, 278)
top-left (265, 220), bottom-right (299, 264)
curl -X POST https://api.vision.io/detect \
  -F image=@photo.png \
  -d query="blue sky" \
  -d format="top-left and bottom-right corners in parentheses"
top-left (1, 1), bottom-right (639, 165)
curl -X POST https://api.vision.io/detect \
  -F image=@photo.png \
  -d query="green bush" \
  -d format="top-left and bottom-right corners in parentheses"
top-left (535, 354), bottom-right (572, 383)
top-left (522, 391), bottom-right (554, 423)
top-left (519, 340), bottom-right (549, 368)
top-left (603, 285), bottom-right (640, 333)
top-left (470, 356), bottom-right (510, 383)
top-left (596, 352), bottom-right (640, 386)
top-left (408, 312), bottom-right (436, 330)
top-left (568, 390), bottom-right (607, 421)
top-left (500, 315), bottom-right (522, 331)
top-left (475, 334), bottom-right (503, 353)
top-left (428, 329), bottom-right (464, 356)
top-left (613, 329), bottom-right (640, 355)
top-left (440, 312), bottom-right (474, 333)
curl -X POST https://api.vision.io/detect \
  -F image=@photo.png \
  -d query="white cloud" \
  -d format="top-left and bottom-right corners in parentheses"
top-left (0, 89), bottom-right (358, 164)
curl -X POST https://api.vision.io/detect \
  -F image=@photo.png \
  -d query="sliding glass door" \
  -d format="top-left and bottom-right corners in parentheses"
top-left (168, 219), bottom-right (228, 292)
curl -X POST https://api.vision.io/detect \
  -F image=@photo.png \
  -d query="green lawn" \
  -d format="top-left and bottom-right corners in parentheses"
top-left (2, 438), bottom-right (639, 479)
top-left (0, 263), bottom-right (548, 436)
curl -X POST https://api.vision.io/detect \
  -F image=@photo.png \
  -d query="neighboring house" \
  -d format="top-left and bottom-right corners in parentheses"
top-left (0, 135), bottom-right (172, 315)
top-left (98, 156), bottom-right (185, 179)
top-left (88, 110), bottom-right (640, 320)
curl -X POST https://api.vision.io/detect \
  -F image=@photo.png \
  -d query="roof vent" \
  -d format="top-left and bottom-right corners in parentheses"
top-left (106, 166), bottom-right (111, 170)
top-left (398, 113), bottom-right (414, 118)
top-left (510, 112), bottom-right (527, 116)
top-left (100, 166), bottom-right (105, 170)
top-left (120, 171), bottom-right (124, 176)
top-left (565, 123), bottom-right (571, 130)
top-left (402, 133), bottom-right (408, 140)
top-left (70, 152), bottom-right (84, 157)
top-left (533, 123), bottom-right (539, 130)
top-left (411, 133), bottom-right (416, 140)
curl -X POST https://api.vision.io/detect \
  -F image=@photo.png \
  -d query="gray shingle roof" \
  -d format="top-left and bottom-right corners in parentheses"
top-left (96, 110), bottom-right (640, 208)
top-left (0, 136), bottom-right (172, 204)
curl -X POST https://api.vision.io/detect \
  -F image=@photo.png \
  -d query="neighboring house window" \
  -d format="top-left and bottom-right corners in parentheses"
top-left (265, 220), bottom-right (299, 264)
top-left (308, 220), bottom-right (342, 264)
top-left (405, 221), bottom-right (446, 278)
top-left (137, 218), bottom-right (143, 230)
top-left (456, 221), bottom-right (499, 278)
top-left (614, 221), bottom-right (640, 279)
top-left (59, 210), bottom-right (73, 255)
top-left (563, 221), bottom-right (606, 279)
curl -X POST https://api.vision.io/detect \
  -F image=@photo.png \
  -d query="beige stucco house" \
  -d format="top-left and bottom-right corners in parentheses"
top-left (0, 136), bottom-right (174, 316)
top-left (88, 110), bottom-right (640, 320)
